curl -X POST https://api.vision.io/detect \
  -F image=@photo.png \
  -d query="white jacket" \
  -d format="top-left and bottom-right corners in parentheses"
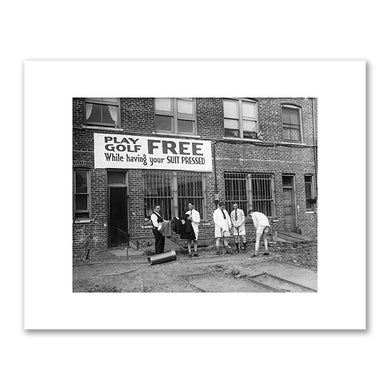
top-left (186, 209), bottom-right (200, 239)
top-left (230, 208), bottom-right (245, 227)
top-left (251, 212), bottom-right (270, 229)
top-left (213, 208), bottom-right (231, 232)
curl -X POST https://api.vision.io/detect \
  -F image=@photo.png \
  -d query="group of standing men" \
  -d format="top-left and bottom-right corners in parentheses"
top-left (151, 201), bottom-right (270, 257)
top-left (151, 203), bottom-right (200, 257)
top-left (213, 202), bottom-right (270, 257)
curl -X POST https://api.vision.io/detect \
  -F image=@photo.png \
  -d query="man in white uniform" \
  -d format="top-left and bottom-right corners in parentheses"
top-left (213, 202), bottom-right (232, 255)
top-left (186, 202), bottom-right (200, 257)
top-left (248, 210), bottom-right (271, 256)
top-left (230, 202), bottom-right (247, 253)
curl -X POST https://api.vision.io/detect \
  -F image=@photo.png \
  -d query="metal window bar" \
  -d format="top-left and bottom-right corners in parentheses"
top-left (251, 173), bottom-right (275, 217)
top-left (143, 171), bottom-right (172, 219)
top-left (223, 172), bottom-right (249, 214)
top-left (143, 171), bottom-right (205, 220)
top-left (223, 172), bottom-right (275, 217)
top-left (177, 171), bottom-right (205, 219)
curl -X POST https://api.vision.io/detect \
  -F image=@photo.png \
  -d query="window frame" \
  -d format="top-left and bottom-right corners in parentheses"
top-left (304, 174), bottom-right (315, 211)
top-left (223, 98), bottom-right (259, 140)
top-left (107, 170), bottom-right (128, 187)
top-left (176, 171), bottom-right (206, 220)
top-left (224, 172), bottom-right (276, 217)
top-left (251, 173), bottom-right (276, 217)
top-left (143, 170), bottom-right (173, 221)
top-left (85, 98), bottom-right (120, 128)
top-left (224, 172), bottom-right (249, 213)
top-left (154, 98), bottom-right (197, 135)
top-left (73, 168), bottom-right (91, 221)
top-left (143, 170), bottom-right (206, 220)
top-left (281, 104), bottom-right (303, 143)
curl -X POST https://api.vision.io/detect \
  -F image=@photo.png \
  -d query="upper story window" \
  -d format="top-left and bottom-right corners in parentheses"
top-left (155, 98), bottom-right (196, 135)
top-left (223, 98), bottom-right (258, 139)
top-left (282, 105), bottom-right (302, 142)
top-left (85, 98), bottom-right (120, 128)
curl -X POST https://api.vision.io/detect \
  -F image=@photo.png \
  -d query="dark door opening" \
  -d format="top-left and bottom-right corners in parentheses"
top-left (108, 186), bottom-right (128, 247)
top-left (282, 175), bottom-right (297, 232)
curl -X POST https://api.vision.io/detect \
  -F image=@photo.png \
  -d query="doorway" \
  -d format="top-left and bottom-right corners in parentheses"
top-left (282, 175), bottom-right (297, 232)
top-left (107, 171), bottom-right (128, 247)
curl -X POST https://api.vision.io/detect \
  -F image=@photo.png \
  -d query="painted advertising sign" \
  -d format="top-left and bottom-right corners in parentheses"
top-left (94, 133), bottom-right (213, 172)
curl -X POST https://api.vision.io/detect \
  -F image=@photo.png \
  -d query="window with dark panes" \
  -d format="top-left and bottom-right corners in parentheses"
top-left (143, 171), bottom-right (206, 220)
top-left (224, 172), bottom-right (275, 217)
top-left (155, 98), bottom-right (196, 134)
top-left (107, 171), bottom-right (126, 186)
top-left (85, 98), bottom-right (119, 127)
top-left (305, 175), bottom-right (315, 210)
top-left (223, 99), bottom-right (258, 139)
top-left (74, 169), bottom-right (91, 219)
top-left (282, 105), bottom-right (301, 142)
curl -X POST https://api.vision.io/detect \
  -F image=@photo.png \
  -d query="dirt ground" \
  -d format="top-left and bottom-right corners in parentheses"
top-left (73, 241), bottom-right (317, 293)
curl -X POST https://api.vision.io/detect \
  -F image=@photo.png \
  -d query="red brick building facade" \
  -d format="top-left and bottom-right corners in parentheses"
top-left (73, 98), bottom-right (317, 258)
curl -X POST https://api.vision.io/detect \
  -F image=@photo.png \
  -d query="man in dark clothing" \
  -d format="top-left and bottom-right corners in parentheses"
top-left (150, 205), bottom-right (165, 254)
top-left (171, 213), bottom-right (196, 257)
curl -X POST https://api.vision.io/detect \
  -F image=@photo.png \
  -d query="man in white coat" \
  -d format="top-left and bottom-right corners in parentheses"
top-left (248, 210), bottom-right (271, 256)
top-left (230, 202), bottom-right (247, 253)
top-left (186, 202), bottom-right (200, 257)
top-left (213, 202), bottom-right (232, 255)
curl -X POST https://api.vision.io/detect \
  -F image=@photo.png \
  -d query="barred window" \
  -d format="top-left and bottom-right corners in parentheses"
top-left (73, 169), bottom-right (91, 220)
top-left (224, 172), bottom-right (275, 217)
top-left (177, 172), bottom-right (205, 219)
top-left (85, 98), bottom-right (120, 128)
top-left (143, 171), bottom-right (172, 220)
top-left (252, 173), bottom-right (275, 217)
top-left (224, 173), bottom-right (248, 213)
top-left (143, 171), bottom-right (206, 220)
top-left (155, 98), bottom-right (196, 135)
top-left (282, 105), bottom-right (301, 142)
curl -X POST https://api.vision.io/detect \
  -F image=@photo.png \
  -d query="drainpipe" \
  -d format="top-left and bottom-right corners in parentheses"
top-left (212, 141), bottom-right (220, 208)
top-left (312, 98), bottom-right (318, 203)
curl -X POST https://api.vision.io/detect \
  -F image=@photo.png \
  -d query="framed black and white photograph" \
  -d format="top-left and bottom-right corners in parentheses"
top-left (24, 60), bottom-right (365, 329)
top-left (72, 96), bottom-right (318, 295)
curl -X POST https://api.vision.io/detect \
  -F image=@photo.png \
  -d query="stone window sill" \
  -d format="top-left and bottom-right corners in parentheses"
top-left (74, 218), bottom-right (94, 224)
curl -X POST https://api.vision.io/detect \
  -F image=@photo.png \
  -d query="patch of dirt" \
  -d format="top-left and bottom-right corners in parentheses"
top-left (73, 241), bottom-right (317, 292)
top-left (270, 242), bottom-right (317, 271)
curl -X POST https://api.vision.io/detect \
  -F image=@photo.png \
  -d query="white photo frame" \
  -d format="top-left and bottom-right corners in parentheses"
top-left (24, 60), bottom-right (366, 330)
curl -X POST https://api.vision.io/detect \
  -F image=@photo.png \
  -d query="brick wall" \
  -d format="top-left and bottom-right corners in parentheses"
top-left (72, 168), bottom-right (108, 257)
top-left (121, 98), bottom-right (154, 134)
top-left (197, 98), bottom-right (224, 139)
